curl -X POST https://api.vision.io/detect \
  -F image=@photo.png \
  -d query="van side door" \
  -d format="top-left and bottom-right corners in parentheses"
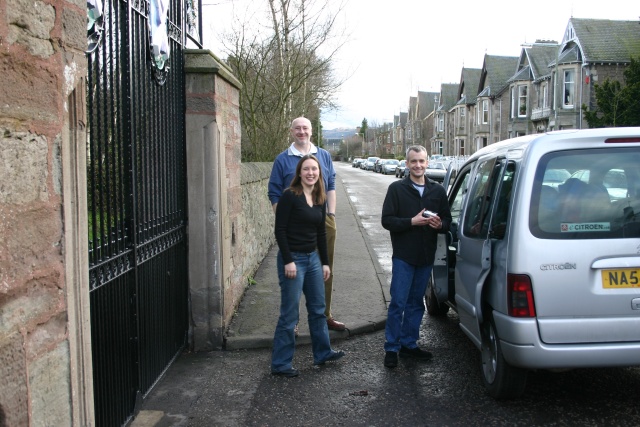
top-left (454, 158), bottom-right (502, 347)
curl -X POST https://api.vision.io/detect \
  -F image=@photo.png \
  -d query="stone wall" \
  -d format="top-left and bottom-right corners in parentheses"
top-left (0, 0), bottom-right (88, 422)
top-left (232, 162), bottom-right (275, 311)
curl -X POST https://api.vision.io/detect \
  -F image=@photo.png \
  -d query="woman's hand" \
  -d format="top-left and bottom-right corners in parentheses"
top-left (322, 265), bottom-right (331, 281)
top-left (284, 262), bottom-right (297, 279)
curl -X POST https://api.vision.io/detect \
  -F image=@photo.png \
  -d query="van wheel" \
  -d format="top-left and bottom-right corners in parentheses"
top-left (480, 313), bottom-right (527, 399)
top-left (425, 274), bottom-right (449, 316)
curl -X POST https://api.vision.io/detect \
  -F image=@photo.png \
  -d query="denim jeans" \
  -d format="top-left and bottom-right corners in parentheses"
top-left (384, 257), bottom-right (433, 352)
top-left (271, 250), bottom-right (333, 372)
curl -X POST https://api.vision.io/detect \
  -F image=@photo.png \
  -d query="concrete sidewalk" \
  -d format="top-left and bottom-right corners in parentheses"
top-left (224, 174), bottom-right (389, 350)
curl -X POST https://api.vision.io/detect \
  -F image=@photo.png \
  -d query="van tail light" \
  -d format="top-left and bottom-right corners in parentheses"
top-left (507, 274), bottom-right (536, 317)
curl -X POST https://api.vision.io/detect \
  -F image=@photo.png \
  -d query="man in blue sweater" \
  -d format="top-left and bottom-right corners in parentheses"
top-left (268, 117), bottom-right (346, 332)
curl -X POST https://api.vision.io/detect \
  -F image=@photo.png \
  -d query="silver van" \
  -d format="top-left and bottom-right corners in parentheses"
top-left (427, 128), bottom-right (640, 399)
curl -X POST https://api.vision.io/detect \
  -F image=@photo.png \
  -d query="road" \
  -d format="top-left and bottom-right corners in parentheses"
top-left (138, 161), bottom-right (640, 427)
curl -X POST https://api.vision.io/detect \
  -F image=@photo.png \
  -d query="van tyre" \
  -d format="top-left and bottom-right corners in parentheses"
top-left (480, 312), bottom-right (527, 399)
top-left (425, 275), bottom-right (449, 316)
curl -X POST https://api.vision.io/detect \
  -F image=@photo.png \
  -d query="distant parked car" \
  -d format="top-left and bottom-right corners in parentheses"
top-left (395, 160), bottom-right (407, 178)
top-left (380, 159), bottom-right (400, 175)
top-left (425, 161), bottom-right (447, 182)
top-left (363, 156), bottom-right (379, 171)
top-left (373, 158), bottom-right (385, 173)
top-left (352, 158), bottom-right (364, 168)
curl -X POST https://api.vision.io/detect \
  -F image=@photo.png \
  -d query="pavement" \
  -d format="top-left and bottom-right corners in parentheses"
top-left (224, 174), bottom-right (390, 350)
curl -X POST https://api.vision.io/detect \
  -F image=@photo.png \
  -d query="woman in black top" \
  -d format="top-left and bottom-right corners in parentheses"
top-left (271, 154), bottom-right (345, 377)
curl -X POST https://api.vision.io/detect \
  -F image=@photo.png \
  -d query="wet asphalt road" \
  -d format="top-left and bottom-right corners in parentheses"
top-left (139, 161), bottom-right (640, 427)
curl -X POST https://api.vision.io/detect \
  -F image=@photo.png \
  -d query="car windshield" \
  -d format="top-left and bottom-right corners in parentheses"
top-left (531, 147), bottom-right (640, 239)
top-left (428, 162), bottom-right (446, 170)
top-left (386, 160), bottom-right (399, 164)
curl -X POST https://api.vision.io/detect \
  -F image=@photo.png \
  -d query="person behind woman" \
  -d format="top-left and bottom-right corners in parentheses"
top-left (271, 154), bottom-right (346, 377)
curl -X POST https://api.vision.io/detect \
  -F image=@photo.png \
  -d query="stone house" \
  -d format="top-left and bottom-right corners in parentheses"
top-left (432, 83), bottom-right (459, 156)
top-left (508, 41), bottom-right (559, 135)
top-left (453, 68), bottom-right (481, 156)
top-left (406, 96), bottom-right (418, 146)
top-left (416, 90), bottom-right (439, 149)
top-left (549, 18), bottom-right (640, 131)
top-left (474, 54), bottom-right (519, 152)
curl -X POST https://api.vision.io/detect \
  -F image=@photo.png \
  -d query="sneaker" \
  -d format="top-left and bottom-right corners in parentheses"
top-left (315, 350), bottom-right (346, 365)
top-left (271, 368), bottom-right (299, 378)
top-left (384, 351), bottom-right (398, 368)
top-left (399, 346), bottom-right (432, 360)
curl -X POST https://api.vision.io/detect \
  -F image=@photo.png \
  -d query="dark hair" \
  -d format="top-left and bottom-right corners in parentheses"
top-left (289, 154), bottom-right (326, 205)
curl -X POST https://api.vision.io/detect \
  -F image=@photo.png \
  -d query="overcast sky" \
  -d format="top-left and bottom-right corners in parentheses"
top-left (203, 0), bottom-right (638, 130)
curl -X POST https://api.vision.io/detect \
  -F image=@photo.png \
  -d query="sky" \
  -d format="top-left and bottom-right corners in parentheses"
top-left (202, 0), bottom-right (638, 130)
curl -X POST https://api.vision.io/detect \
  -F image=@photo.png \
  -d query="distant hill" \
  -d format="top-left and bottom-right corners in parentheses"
top-left (321, 128), bottom-right (356, 141)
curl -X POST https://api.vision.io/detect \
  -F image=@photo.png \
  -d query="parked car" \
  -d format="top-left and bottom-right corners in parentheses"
top-left (363, 156), bottom-right (379, 171)
top-left (380, 159), bottom-right (400, 175)
top-left (373, 158), bottom-right (385, 173)
top-left (352, 158), bottom-right (364, 168)
top-left (427, 128), bottom-right (640, 400)
top-left (425, 161), bottom-right (447, 182)
top-left (395, 160), bottom-right (407, 178)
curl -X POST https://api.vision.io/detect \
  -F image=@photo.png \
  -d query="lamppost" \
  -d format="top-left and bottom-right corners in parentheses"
top-left (356, 132), bottom-right (365, 157)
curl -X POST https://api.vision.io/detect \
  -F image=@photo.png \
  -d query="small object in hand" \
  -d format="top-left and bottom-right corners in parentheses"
top-left (422, 210), bottom-right (437, 218)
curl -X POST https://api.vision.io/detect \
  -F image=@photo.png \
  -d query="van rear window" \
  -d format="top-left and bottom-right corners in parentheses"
top-left (530, 148), bottom-right (640, 239)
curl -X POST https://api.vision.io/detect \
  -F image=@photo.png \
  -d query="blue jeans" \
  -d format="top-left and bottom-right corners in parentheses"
top-left (271, 251), bottom-right (333, 372)
top-left (384, 257), bottom-right (433, 352)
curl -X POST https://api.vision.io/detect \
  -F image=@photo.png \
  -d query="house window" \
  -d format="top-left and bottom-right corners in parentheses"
top-left (563, 69), bottom-right (575, 108)
top-left (518, 85), bottom-right (527, 117)
top-left (438, 140), bottom-right (443, 153)
top-left (459, 140), bottom-right (465, 156)
top-left (542, 82), bottom-right (548, 108)
top-left (482, 100), bottom-right (489, 124)
top-left (438, 114), bottom-right (444, 132)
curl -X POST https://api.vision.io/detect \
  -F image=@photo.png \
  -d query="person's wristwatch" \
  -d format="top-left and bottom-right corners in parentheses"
top-left (327, 212), bottom-right (335, 218)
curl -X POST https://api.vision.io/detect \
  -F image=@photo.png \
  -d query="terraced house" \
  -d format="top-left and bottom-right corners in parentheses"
top-left (421, 17), bottom-right (640, 158)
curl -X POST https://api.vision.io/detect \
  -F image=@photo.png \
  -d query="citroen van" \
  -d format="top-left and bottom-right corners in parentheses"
top-left (427, 128), bottom-right (640, 399)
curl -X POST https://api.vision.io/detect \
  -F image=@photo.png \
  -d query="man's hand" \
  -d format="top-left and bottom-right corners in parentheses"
top-left (412, 209), bottom-right (443, 229)
top-left (322, 265), bottom-right (331, 281)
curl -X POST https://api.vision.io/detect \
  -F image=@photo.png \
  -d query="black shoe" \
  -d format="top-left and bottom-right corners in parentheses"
top-left (399, 346), bottom-right (432, 360)
top-left (315, 350), bottom-right (346, 365)
top-left (384, 351), bottom-right (398, 368)
top-left (271, 368), bottom-right (299, 377)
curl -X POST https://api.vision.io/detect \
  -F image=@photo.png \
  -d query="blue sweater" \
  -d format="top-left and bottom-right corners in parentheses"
top-left (268, 146), bottom-right (336, 206)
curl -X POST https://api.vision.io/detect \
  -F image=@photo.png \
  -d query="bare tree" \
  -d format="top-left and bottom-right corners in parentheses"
top-left (220, 0), bottom-right (348, 161)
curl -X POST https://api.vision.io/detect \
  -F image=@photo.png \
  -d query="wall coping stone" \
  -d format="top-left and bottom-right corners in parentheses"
top-left (184, 49), bottom-right (242, 90)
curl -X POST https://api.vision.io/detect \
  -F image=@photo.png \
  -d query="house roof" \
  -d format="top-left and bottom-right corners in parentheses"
top-left (437, 83), bottom-right (459, 112)
top-left (417, 91), bottom-right (439, 120)
top-left (525, 43), bottom-right (558, 81)
top-left (478, 54), bottom-right (519, 97)
top-left (399, 112), bottom-right (408, 127)
top-left (456, 68), bottom-right (481, 105)
top-left (408, 96), bottom-right (418, 120)
top-left (566, 18), bottom-right (640, 64)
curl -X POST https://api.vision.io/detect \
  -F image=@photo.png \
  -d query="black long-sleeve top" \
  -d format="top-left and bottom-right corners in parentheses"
top-left (381, 176), bottom-right (452, 266)
top-left (275, 189), bottom-right (329, 266)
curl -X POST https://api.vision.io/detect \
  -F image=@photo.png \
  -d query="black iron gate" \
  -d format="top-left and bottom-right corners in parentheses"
top-left (86, 0), bottom-right (200, 424)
